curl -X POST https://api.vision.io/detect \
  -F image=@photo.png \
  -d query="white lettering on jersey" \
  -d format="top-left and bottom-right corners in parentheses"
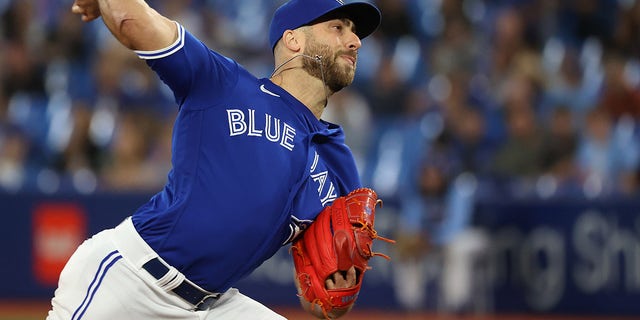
top-left (311, 171), bottom-right (327, 194)
top-left (265, 114), bottom-right (280, 143)
top-left (227, 109), bottom-right (296, 151)
top-left (320, 182), bottom-right (337, 206)
top-left (227, 110), bottom-right (246, 136)
top-left (310, 151), bottom-right (319, 172)
top-left (281, 123), bottom-right (296, 151)
top-left (310, 151), bottom-right (338, 206)
top-left (248, 109), bottom-right (263, 137)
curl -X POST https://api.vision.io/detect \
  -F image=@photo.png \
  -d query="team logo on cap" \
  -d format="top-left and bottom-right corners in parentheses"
top-left (335, 0), bottom-right (344, 4)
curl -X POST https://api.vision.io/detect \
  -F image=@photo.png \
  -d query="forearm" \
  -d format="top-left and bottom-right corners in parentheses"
top-left (73, 0), bottom-right (176, 51)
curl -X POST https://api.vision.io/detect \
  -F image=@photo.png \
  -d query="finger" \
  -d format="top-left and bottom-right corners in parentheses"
top-left (335, 272), bottom-right (349, 288)
top-left (333, 271), bottom-right (349, 289)
top-left (346, 266), bottom-right (357, 286)
top-left (325, 275), bottom-right (336, 290)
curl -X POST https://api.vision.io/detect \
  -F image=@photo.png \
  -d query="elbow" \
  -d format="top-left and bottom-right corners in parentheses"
top-left (106, 10), bottom-right (143, 50)
top-left (117, 18), bottom-right (139, 49)
top-left (101, 4), bottom-right (175, 51)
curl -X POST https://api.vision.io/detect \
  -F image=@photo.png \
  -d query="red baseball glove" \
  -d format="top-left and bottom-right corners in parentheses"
top-left (291, 188), bottom-right (394, 319)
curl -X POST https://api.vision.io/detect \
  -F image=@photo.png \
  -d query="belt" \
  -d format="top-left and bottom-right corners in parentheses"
top-left (142, 258), bottom-right (220, 311)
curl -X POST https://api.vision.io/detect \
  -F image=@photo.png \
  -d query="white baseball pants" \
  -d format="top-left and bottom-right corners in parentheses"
top-left (46, 218), bottom-right (286, 320)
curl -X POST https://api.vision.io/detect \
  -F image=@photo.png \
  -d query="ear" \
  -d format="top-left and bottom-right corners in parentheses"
top-left (282, 29), bottom-right (303, 53)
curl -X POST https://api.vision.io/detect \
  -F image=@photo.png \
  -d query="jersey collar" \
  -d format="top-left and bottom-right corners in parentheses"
top-left (260, 78), bottom-right (343, 138)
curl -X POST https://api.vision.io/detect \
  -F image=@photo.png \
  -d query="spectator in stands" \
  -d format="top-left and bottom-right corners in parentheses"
top-left (445, 105), bottom-right (495, 177)
top-left (612, 0), bottom-right (640, 58)
top-left (364, 54), bottom-right (410, 119)
top-left (2, 38), bottom-right (47, 101)
top-left (539, 106), bottom-right (582, 197)
top-left (428, 9), bottom-right (478, 77)
top-left (598, 54), bottom-right (640, 121)
top-left (0, 125), bottom-right (30, 192)
top-left (541, 46), bottom-right (601, 126)
top-left (99, 110), bottom-right (165, 191)
top-left (54, 104), bottom-right (100, 178)
top-left (483, 6), bottom-right (532, 101)
top-left (490, 75), bottom-right (545, 194)
top-left (575, 107), bottom-right (635, 197)
top-left (394, 137), bottom-right (487, 313)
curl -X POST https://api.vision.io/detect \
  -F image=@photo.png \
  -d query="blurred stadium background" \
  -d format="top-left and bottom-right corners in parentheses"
top-left (1, 0), bottom-right (640, 319)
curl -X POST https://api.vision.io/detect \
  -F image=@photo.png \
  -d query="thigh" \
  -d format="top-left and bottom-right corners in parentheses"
top-left (203, 288), bottom-right (287, 320)
top-left (47, 229), bottom-right (197, 320)
top-left (48, 229), bottom-right (118, 320)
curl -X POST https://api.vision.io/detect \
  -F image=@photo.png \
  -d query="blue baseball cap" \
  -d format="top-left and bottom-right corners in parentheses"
top-left (269, 0), bottom-right (381, 51)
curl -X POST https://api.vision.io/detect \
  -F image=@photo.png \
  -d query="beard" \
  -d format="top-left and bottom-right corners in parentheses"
top-left (301, 39), bottom-right (356, 93)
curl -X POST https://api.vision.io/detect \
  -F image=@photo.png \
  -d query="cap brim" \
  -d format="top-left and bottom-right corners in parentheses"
top-left (312, 2), bottom-right (381, 40)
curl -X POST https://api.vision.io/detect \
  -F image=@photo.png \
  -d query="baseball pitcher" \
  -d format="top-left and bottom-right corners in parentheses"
top-left (47, 0), bottom-right (391, 319)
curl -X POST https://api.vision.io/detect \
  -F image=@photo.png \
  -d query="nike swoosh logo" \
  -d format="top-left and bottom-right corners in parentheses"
top-left (260, 84), bottom-right (280, 97)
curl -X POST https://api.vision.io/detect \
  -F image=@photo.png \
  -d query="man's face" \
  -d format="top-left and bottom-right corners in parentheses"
top-left (301, 18), bottom-right (360, 93)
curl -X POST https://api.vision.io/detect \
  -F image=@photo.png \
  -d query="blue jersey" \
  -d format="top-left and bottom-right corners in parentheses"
top-left (130, 23), bottom-right (361, 293)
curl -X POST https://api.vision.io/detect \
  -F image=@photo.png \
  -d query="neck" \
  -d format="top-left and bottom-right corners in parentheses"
top-left (270, 66), bottom-right (331, 119)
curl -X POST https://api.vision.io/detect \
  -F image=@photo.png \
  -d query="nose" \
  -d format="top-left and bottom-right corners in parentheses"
top-left (346, 31), bottom-right (362, 51)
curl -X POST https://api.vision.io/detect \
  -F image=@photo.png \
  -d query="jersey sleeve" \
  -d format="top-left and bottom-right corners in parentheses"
top-left (133, 22), bottom-right (239, 110)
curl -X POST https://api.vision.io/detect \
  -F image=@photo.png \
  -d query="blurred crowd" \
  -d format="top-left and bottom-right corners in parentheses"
top-left (2, 0), bottom-right (640, 312)
top-left (0, 0), bottom-right (638, 196)
top-left (1, 0), bottom-right (639, 196)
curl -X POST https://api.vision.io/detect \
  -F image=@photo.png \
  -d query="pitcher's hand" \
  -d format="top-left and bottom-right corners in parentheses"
top-left (325, 266), bottom-right (357, 289)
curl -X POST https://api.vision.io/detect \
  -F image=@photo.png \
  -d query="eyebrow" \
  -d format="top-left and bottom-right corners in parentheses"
top-left (329, 18), bottom-right (356, 34)
top-left (340, 18), bottom-right (356, 34)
